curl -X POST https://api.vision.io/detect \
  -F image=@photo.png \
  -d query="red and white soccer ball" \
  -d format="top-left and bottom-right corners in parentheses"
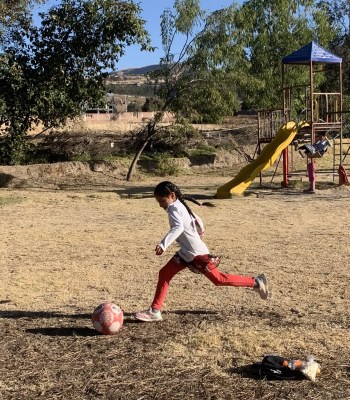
top-left (92, 302), bottom-right (123, 335)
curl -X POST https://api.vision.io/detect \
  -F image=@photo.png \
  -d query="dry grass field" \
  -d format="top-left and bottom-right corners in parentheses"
top-left (1, 163), bottom-right (350, 399)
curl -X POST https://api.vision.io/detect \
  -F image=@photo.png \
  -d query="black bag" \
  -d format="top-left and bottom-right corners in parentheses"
top-left (257, 355), bottom-right (305, 380)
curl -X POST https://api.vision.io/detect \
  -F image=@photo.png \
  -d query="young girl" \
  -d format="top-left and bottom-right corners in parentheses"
top-left (296, 133), bottom-right (330, 158)
top-left (135, 181), bottom-right (268, 322)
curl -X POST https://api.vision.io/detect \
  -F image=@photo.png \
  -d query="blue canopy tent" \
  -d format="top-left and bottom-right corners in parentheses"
top-left (282, 41), bottom-right (342, 64)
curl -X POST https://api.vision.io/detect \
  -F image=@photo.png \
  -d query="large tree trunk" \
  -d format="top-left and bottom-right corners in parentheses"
top-left (126, 111), bottom-right (165, 181)
top-left (126, 137), bottom-right (152, 181)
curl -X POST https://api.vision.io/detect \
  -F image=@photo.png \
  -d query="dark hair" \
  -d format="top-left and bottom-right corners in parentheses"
top-left (154, 181), bottom-right (215, 218)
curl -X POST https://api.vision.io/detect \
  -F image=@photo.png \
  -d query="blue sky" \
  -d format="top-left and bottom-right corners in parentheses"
top-left (33, 0), bottom-right (239, 70)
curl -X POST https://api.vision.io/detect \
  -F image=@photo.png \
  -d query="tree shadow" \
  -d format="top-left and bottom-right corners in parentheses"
top-left (25, 316), bottom-right (140, 336)
top-left (0, 173), bottom-right (15, 187)
top-left (0, 310), bottom-right (91, 319)
top-left (9, 310), bottom-right (138, 336)
top-left (229, 364), bottom-right (263, 381)
top-left (26, 326), bottom-right (98, 337)
top-left (229, 363), bottom-right (305, 381)
top-left (167, 309), bottom-right (219, 316)
top-left (113, 184), bottom-right (217, 201)
top-left (0, 309), bottom-right (220, 334)
top-left (0, 309), bottom-right (135, 319)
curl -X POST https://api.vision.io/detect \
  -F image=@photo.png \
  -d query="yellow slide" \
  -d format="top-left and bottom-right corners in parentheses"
top-left (215, 121), bottom-right (301, 198)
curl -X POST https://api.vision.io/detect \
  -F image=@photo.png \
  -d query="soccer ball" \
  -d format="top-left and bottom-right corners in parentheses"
top-left (92, 302), bottom-right (123, 335)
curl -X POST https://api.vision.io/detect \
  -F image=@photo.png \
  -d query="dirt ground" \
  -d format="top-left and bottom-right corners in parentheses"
top-left (1, 163), bottom-right (350, 399)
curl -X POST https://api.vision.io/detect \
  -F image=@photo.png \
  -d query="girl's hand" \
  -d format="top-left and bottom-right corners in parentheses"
top-left (155, 245), bottom-right (164, 255)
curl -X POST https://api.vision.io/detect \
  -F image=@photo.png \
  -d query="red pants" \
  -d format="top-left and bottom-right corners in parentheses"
top-left (151, 254), bottom-right (255, 310)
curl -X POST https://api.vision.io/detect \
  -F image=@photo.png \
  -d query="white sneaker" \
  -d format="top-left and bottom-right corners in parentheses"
top-left (254, 274), bottom-right (268, 300)
top-left (135, 308), bottom-right (162, 322)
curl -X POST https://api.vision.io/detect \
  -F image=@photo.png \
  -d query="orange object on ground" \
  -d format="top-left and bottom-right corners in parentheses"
top-left (282, 359), bottom-right (303, 369)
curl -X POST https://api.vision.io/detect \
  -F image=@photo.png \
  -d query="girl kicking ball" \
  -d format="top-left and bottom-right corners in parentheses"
top-left (135, 181), bottom-right (268, 322)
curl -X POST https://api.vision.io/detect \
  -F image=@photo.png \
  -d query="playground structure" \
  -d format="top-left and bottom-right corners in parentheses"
top-left (216, 42), bottom-right (348, 198)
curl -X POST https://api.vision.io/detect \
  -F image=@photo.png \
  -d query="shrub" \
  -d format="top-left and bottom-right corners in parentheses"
top-left (153, 155), bottom-right (180, 176)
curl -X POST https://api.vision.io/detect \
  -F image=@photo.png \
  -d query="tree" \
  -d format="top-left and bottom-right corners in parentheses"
top-left (231, 0), bottom-right (335, 109)
top-left (319, 1), bottom-right (350, 95)
top-left (126, 0), bottom-right (336, 181)
top-left (127, 101), bottom-right (142, 113)
top-left (156, 2), bottom-right (242, 122)
top-left (142, 97), bottom-right (164, 112)
top-left (126, 0), bottom-right (242, 180)
top-left (0, 1), bottom-right (46, 45)
top-left (0, 0), bottom-right (151, 164)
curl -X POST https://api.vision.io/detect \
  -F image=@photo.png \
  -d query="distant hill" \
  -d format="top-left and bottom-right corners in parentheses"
top-left (111, 64), bottom-right (160, 77)
top-left (106, 64), bottom-right (161, 101)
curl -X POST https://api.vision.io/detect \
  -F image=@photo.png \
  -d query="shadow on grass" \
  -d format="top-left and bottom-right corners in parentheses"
top-left (0, 308), bottom-right (218, 321)
top-left (229, 364), bottom-right (263, 380)
top-left (24, 314), bottom-right (159, 336)
top-left (0, 310), bottom-right (92, 319)
top-left (167, 309), bottom-right (219, 316)
top-left (26, 326), bottom-right (98, 337)
top-left (1, 309), bottom-right (219, 336)
top-left (229, 364), bottom-right (305, 381)
top-left (0, 310), bottom-right (136, 319)
top-left (0, 173), bottom-right (15, 188)
top-left (116, 187), bottom-right (216, 202)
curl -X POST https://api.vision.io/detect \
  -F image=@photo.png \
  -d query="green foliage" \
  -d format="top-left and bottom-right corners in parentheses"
top-left (150, 122), bottom-right (201, 154)
top-left (106, 83), bottom-right (156, 97)
top-left (170, 70), bottom-right (240, 123)
top-left (155, 1), bottom-right (241, 123)
top-left (188, 145), bottom-right (216, 156)
top-left (154, 0), bottom-right (335, 119)
top-left (0, 0), bottom-right (151, 164)
top-left (0, 134), bottom-right (28, 165)
top-left (127, 101), bottom-right (142, 113)
top-left (152, 154), bottom-right (180, 176)
top-left (0, 0), bottom-right (45, 45)
top-left (233, 0), bottom-right (335, 109)
top-left (142, 97), bottom-right (164, 112)
top-left (174, 0), bottom-right (202, 34)
top-left (320, 1), bottom-right (350, 96)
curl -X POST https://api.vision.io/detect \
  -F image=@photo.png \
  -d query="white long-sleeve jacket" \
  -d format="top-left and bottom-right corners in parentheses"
top-left (159, 199), bottom-right (209, 262)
